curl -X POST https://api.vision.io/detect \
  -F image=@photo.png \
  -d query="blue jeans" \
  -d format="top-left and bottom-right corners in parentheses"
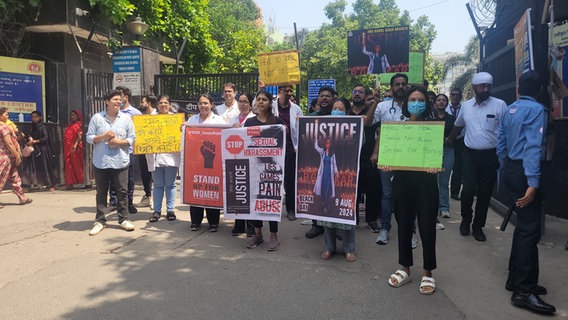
top-left (324, 227), bottom-right (355, 253)
top-left (438, 147), bottom-right (455, 212)
top-left (380, 170), bottom-right (394, 231)
top-left (152, 166), bottom-right (178, 213)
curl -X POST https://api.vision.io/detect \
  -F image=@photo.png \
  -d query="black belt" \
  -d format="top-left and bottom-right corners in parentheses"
top-left (465, 146), bottom-right (496, 154)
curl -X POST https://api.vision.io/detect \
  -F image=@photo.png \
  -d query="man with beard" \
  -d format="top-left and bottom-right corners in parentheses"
top-left (447, 72), bottom-right (506, 242)
top-left (370, 73), bottom-right (409, 245)
top-left (306, 86), bottom-right (335, 239)
top-left (350, 85), bottom-right (381, 232)
top-left (272, 85), bottom-right (303, 221)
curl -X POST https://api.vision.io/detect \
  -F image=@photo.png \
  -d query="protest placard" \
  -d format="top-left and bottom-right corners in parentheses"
top-left (295, 116), bottom-right (363, 226)
top-left (257, 50), bottom-right (300, 86)
top-left (222, 125), bottom-right (286, 222)
top-left (378, 122), bottom-right (444, 171)
top-left (180, 125), bottom-right (229, 208)
top-left (132, 113), bottom-right (185, 154)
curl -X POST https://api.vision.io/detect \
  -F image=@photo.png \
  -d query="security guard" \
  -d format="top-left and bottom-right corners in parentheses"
top-left (496, 70), bottom-right (555, 314)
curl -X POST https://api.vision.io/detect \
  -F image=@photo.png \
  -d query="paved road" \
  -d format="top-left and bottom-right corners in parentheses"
top-left (0, 188), bottom-right (566, 320)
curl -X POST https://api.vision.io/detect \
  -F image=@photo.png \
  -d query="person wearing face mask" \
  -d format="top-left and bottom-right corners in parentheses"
top-left (369, 74), bottom-right (409, 246)
top-left (446, 72), bottom-right (507, 242)
top-left (386, 86), bottom-right (441, 295)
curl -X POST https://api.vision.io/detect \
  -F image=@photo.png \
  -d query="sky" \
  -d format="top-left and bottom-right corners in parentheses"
top-left (254, 0), bottom-right (476, 53)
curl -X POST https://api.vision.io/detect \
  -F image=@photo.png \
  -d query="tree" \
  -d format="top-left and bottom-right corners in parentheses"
top-left (0, 0), bottom-right (41, 56)
top-left (205, 0), bottom-right (265, 72)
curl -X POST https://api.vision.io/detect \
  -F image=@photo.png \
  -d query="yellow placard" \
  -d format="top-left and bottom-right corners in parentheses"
top-left (133, 113), bottom-right (185, 154)
top-left (257, 50), bottom-right (300, 86)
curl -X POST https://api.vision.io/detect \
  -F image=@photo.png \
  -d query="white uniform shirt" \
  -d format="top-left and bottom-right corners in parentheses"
top-left (216, 100), bottom-right (239, 123)
top-left (372, 99), bottom-right (406, 125)
top-left (454, 96), bottom-right (507, 150)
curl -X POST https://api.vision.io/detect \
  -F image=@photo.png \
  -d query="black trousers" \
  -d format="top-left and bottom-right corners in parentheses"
top-left (94, 167), bottom-right (128, 224)
top-left (284, 150), bottom-right (296, 213)
top-left (139, 155), bottom-right (152, 197)
top-left (357, 159), bottom-right (381, 224)
top-left (109, 153), bottom-right (136, 206)
top-left (450, 137), bottom-right (465, 196)
top-left (393, 171), bottom-right (438, 270)
top-left (250, 220), bottom-right (278, 233)
top-left (190, 206), bottom-right (220, 226)
top-left (503, 158), bottom-right (541, 294)
top-left (461, 147), bottom-right (499, 229)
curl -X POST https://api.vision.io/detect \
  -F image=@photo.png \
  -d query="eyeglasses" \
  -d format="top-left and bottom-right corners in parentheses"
top-left (352, 90), bottom-right (365, 94)
top-left (238, 100), bottom-right (250, 104)
top-left (392, 82), bottom-right (408, 87)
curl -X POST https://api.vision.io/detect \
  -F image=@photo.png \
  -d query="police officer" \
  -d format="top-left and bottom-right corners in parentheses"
top-left (496, 70), bottom-right (555, 314)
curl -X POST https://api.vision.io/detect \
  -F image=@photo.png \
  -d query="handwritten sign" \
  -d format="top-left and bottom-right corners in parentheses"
top-left (257, 50), bottom-right (300, 86)
top-left (132, 113), bottom-right (185, 154)
top-left (378, 122), bottom-right (444, 171)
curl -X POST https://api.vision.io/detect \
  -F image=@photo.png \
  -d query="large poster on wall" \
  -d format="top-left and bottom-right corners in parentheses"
top-left (347, 26), bottom-right (410, 76)
top-left (295, 116), bottom-right (363, 226)
top-left (513, 9), bottom-right (534, 93)
top-left (0, 56), bottom-right (45, 122)
top-left (222, 125), bottom-right (286, 222)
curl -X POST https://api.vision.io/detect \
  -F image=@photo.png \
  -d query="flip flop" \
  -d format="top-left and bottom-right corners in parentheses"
top-left (419, 276), bottom-right (436, 295)
top-left (149, 212), bottom-right (161, 223)
top-left (388, 270), bottom-right (412, 288)
top-left (20, 198), bottom-right (33, 205)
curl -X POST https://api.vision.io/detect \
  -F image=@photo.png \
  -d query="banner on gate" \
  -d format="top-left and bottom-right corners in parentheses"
top-left (295, 116), bottom-right (363, 225)
top-left (222, 125), bottom-right (286, 222)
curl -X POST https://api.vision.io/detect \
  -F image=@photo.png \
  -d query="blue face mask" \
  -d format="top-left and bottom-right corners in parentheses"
top-left (383, 97), bottom-right (393, 101)
top-left (331, 110), bottom-right (345, 116)
top-left (407, 101), bottom-right (426, 115)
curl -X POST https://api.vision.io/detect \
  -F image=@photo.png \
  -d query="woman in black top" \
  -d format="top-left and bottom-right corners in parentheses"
top-left (244, 91), bottom-right (284, 252)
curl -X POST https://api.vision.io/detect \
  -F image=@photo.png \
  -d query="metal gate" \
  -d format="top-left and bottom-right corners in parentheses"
top-left (153, 73), bottom-right (259, 114)
top-left (81, 69), bottom-right (113, 185)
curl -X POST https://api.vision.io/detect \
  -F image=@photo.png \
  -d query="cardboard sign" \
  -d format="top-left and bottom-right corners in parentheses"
top-left (132, 113), bottom-right (185, 154)
top-left (257, 50), bottom-right (300, 86)
top-left (378, 122), bottom-right (444, 171)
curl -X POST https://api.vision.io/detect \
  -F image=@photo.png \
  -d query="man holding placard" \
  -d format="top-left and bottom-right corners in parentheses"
top-left (447, 72), bottom-right (506, 242)
top-left (370, 73), bottom-right (409, 245)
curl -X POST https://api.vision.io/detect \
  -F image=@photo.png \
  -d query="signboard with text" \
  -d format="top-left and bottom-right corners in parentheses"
top-left (112, 47), bottom-right (142, 96)
top-left (0, 56), bottom-right (45, 122)
top-left (132, 113), bottom-right (185, 154)
top-left (378, 122), bottom-right (444, 171)
top-left (257, 50), bottom-right (300, 86)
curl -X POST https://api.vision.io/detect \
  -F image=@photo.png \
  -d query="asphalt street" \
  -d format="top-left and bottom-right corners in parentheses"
top-left (0, 187), bottom-right (566, 320)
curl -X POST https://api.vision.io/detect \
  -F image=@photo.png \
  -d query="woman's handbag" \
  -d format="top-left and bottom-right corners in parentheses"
top-left (22, 145), bottom-right (34, 157)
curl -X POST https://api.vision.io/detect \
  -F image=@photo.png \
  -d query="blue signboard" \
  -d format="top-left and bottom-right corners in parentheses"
top-left (0, 56), bottom-right (45, 123)
top-left (308, 79), bottom-right (336, 104)
top-left (112, 47), bottom-right (141, 73)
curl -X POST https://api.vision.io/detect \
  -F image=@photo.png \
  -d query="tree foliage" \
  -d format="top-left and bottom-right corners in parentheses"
top-left (0, 0), bottom-right (41, 56)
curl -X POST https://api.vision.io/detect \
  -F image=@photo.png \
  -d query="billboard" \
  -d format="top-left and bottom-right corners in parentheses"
top-left (347, 26), bottom-right (410, 76)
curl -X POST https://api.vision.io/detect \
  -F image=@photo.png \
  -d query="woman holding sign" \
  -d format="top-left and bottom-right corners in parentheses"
top-left (186, 94), bottom-right (226, 232)
top-left (147, 95), bottom-right (181, 222)
top-left (244, 91), bottom-right (284, 251)
top-left (385, 86), bottom-right (440, 295)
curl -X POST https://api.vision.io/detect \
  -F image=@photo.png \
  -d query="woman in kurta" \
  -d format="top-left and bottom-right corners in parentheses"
top-left (0, 107), bottom-right (23, 208)
top-left (63, 110), bottom-right (83, 189)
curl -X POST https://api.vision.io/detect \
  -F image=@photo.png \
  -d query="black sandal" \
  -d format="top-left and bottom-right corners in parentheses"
top-left (166, 211), bottom-right (176, 221)
top-left (149, 212), bottom-right (161, 222)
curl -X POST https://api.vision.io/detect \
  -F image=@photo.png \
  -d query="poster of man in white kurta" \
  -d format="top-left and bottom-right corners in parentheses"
top-left (222, 125), bottom-right (286, 222)
top-left (296, 116), bottom-right (363, 225)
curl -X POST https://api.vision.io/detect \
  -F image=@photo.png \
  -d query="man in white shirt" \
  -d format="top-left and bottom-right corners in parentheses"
top-left (370, 73), bottom-right (409, 245)
top-left (216, 83), bottom-right (239, 123)
top-left (447, 72), bottom-right (507, 242)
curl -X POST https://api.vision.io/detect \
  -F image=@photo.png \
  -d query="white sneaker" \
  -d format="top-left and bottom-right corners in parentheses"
top-left (135, 195), bottom-right (151, 208)
top-left (89, 222), bottom-right (105, 236)
top-left (120, 220), bottom-right (135, 231)
top-left (411, 233), bottom-right (418, 249)
top-left (440, 211), bottom-right (450, 219)
top-left (436, 220), bottom-right (445, 230)
top-left (375, 229), bottom-right (390, 245)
